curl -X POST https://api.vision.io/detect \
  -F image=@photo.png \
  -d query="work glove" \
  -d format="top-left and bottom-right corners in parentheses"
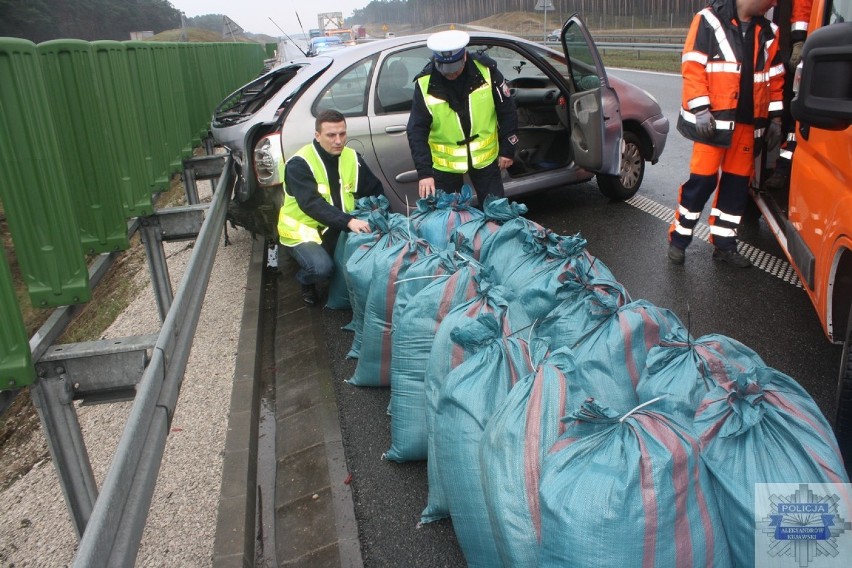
top-left (790, 41), bottom-right (804, 69)
top-left (765, 119), bottom-right (783, 153)
top-left (694, 108), bottom-right (715, 139)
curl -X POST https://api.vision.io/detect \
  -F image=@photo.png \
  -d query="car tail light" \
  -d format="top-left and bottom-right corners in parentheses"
top-left (253, 133), bottom-right (284, 187)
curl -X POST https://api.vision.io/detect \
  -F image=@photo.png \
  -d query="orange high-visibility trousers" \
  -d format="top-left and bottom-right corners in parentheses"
top-left (669, 123), bottom-right (755, 252)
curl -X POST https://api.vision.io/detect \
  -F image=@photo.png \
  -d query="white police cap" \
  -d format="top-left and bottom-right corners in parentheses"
top-left (427, 30), bottom-right (470, 75)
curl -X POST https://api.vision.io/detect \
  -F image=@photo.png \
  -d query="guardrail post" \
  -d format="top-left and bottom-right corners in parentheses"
top-left (139, 216), bottom-right (173, 322)
top-left (30, 364), bottom-right (98, 538)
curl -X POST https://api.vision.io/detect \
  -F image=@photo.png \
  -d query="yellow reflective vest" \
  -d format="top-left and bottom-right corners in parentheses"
top-left (417, 60), bottom-right (499, 173)
top-left (277, 144), bottom-right (358, 247)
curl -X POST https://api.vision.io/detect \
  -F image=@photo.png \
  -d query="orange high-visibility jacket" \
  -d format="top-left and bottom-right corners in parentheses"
top-left (677, 0), bottom-right (785, 147)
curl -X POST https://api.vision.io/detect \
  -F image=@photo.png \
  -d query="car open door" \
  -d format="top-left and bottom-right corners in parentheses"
top-left (559, 16), bottom-right (622, 176)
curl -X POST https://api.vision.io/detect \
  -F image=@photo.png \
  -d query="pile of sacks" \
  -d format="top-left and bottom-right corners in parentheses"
top-left (327, 188), bottom-right (849, 567)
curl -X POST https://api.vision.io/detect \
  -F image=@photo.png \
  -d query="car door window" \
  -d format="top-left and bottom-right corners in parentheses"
top-left (375, 47), bottom-right (431, 114)
top-left (314, 56), bottom-right (376, 117)
top-left (563, 27), bottom-right (604, 92)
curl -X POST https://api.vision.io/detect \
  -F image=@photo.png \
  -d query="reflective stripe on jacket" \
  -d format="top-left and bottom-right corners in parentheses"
top-left (416, 60), bottom-right (498, 173)
top-left (677, 2), bottom-right (785, 147)
top-left (277, 144), bottom-right (358, 247)
top-left (792, 0), bottom-right (814, 39)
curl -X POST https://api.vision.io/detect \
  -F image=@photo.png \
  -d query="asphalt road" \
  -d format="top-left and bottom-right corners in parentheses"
top-left (317, 69), bottom-right (842, 567)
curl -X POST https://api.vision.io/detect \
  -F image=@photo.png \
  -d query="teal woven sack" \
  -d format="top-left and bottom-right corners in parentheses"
top-left (451, 195), bottom-right (528, 260)
top-left (348, 234), bottom-right (431, 387)
top-left (694, 366), bottom-right (849, 567)
top-left (433, 315), bottom-right (534, 567)
top-left (342, 211), bottom-right (409, 358)
top-left (383, 260), bottom-right (477, 462)
top-left (539, 400), bottom-right (732, 568)
top-left (635, 326), bottom-right (766, 427)
top-left (479, 343), bottom-right (575, 568)
top-left (421, 268), bottom-right (530, 524)
top-left (410, 185), bottom-right (483, 250)
top-left (325, 195), bottom-right (391, 310)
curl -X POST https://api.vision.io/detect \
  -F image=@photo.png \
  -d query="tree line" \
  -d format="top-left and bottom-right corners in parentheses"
top-left (349, 0), bottom-right (708, 29)
top-left (0, 0), bottom-right (182, 43)
top-left (0, 0), bottom-right (710, 43)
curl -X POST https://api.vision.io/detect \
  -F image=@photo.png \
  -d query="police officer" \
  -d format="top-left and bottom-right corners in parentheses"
top-left (407, 30), bottom-right (518, 204)
top-left (278, 109), bottom-right (384, 305)
top-left (668, 0), bottom-right (785, 268)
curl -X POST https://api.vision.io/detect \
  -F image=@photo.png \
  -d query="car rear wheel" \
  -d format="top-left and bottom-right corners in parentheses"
top-left (835, 306), bottom-right (852, 474)
top-left (596, 131), bottom-right (644, 201)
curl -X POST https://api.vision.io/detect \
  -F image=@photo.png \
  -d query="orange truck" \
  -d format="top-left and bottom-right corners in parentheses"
top-left (753, 0), bottom-right (852, 464)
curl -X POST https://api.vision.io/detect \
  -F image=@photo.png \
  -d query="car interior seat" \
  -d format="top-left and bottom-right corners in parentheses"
top-left (378, 60), bottom-right (413, 113)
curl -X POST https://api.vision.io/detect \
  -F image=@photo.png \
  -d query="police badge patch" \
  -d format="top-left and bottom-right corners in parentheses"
top-left (755, 482), bottom-right (852, 567)
top-left (501, 81), bottom-right (511, 97)
top-left (508, 134), bottom-right (518, 146)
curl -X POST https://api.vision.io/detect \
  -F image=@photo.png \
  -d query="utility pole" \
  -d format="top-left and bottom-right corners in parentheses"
top-left (179, 11), bottom-right (187, 42)
top-left (534, 0), bottom-right (556, 41)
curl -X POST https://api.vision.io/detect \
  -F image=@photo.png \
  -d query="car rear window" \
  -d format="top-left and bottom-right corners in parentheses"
top-left (213, 64), bottom-right (305, 126)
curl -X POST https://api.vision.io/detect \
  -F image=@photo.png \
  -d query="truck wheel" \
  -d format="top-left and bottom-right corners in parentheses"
top-left (836, 307), bottom-right (852, 473)
top-left (596, 131), bottom-right (644, 201)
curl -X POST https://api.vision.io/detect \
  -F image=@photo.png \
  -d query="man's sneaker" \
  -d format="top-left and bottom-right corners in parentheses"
top-left (712, 248), bottom-right (751, 268)
top-left (301, 284), bottom-right (318, 306)
top-left (764, 170), bottom-right (789, 193)
top-left (667, 244), bottom-right (685, 265)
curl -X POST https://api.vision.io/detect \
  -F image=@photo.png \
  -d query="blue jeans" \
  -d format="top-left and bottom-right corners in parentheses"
top-left (282, 242), bottom-right (334, 285)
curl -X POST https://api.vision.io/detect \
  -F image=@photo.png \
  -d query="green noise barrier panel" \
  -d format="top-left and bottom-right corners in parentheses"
top-left (177, 43), bottom-right (206, 144)
top-left (149, 42), bottom-right (193, 170)
top-left (124, 41), bottom-right (171, 190)
top-left (91, 40), bottom-right (154, 217)
top-left (0, 38), bottom-right (90, 307)
top-left (0, 251), bottom-right (35, 391)
top-left (37, 39), bottom-right (129, 255)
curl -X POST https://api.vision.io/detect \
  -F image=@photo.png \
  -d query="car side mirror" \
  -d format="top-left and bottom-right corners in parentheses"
top-left (790, 22), bottom-right (852, 132)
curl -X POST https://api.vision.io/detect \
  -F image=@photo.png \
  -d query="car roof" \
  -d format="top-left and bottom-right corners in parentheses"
top-left (282, 31), bottom-right (555, 67)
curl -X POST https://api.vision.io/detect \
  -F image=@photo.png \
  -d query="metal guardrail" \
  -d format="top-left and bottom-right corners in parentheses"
top-left (596, 41), bottom-right (683, 53)
top-left (70, 155), bottom-right (233, 566)
top-left (5, 153), bottom-right (232, 566)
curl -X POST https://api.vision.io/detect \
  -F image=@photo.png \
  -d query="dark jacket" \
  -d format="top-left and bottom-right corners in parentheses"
top-left (283, 140), bottom-right (384, 235)
top-left (406, 52), bottom-right (518, 180)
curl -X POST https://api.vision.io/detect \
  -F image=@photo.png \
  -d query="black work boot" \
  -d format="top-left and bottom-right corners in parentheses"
top-left (301, 283), bottom-right (318, 306)
top-left (764, 170), bottom-right (789, 193)
top-left (712, 248), bottom-right (751, 268)
top-left (667, 244), bottom-right (685, 265)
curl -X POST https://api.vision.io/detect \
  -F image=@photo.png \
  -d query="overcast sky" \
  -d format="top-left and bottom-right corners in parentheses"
top-left (169, 0), bottom-right (370, 37)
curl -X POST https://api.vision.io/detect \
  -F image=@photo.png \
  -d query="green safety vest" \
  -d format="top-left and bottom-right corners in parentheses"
top-left (417, 60), bottom-right (499, 174)
top-left (277, 144), bottom-right (358, 247)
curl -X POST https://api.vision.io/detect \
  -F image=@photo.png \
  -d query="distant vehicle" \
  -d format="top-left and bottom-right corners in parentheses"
top-left (325, 29), bottom-right (356, 45)
top-left (385, 32), bottom-right (396, 39)
top-left (308, 28), bottom-right (323, 39)
top-left (306, 36), bottom-right (345, 56)
top-left (547, 29), bottom-right (560, 42)
top-left (211, 17), bottom-right (669, 239)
